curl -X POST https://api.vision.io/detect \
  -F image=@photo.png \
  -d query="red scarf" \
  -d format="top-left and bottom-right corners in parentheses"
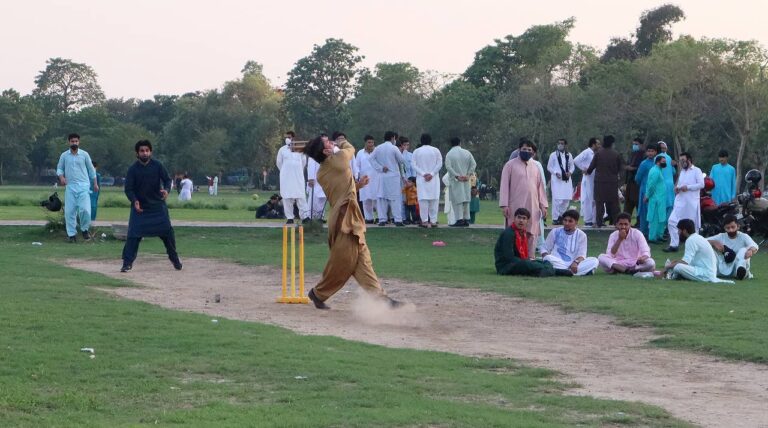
top-left (511, 224), bottom-right (529, 259)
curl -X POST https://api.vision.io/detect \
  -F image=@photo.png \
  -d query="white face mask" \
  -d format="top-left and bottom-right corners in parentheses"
top-left (557, 144), bottom-right (565, 151)
top-left (332, 146), bottom-right (340, 154)
top-left (285, 138), bottom-right (292, 145)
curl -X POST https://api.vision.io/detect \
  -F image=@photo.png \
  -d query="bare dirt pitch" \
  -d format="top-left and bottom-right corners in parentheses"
top-left (68, 256), bottom-right (768, 428)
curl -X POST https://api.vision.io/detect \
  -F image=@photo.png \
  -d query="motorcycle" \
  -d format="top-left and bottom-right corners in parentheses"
top-left (737, 169), bottom-right (768, 246)
top-left (699, 177), bottom-right (740, 237)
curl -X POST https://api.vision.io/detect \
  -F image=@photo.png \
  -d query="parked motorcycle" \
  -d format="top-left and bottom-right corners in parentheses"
top-left (737, 169), bottom-right (768, 245)
top-left (700, 177), bottom-right (740, 237)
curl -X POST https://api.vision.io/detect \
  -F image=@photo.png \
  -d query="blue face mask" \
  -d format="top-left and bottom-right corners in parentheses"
top-left (519, 151), bottom-right (533, 161)
top-left (632, 144), bottom-right (640, 152)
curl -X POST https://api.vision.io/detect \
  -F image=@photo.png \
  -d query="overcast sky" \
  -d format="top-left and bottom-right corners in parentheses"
top-left (3, 0), bottom-right (767, 99)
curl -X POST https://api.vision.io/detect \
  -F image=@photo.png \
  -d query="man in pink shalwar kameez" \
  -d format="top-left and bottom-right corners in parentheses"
top-left (597, 212), bottom-right (656, 274)
top-left (499, 139), bottom-right (548, 256)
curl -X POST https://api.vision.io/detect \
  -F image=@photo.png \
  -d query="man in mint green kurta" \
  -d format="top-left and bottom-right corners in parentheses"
top-left (644, 155), bottom-right (668, 242)
top-left (709, 149), bottom-right (736, 205)
top-left (444, 137), bottom-right (477, 227)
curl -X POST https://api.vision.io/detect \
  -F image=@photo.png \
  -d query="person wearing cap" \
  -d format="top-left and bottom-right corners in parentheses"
top-left (709, 149), bottom-right (737, 205)
top-left (707, 215), bottom-right (759, 280)
top-left (657, 141), bottom-right (676, 219)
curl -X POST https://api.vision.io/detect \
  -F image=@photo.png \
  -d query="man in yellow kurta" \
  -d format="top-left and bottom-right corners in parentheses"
top-left (303, 136), bottom-right (399, 310)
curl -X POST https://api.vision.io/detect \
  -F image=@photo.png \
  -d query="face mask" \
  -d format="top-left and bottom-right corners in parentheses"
top-left (660, 163), bottom-right (667, 168)
top-left (557, 144), bottom-right (565, 151)
top-left (70, 144), bottom-right (78, 150)
top-left (332, 146), bottom-right (340, 154)
top-left (519, 151), bottom-right (533, 161)
top-left (632, 144), bottom-right (640, 152)
top-left (285, 138), bottom-right (292, 145)
top-left (138, 155), bottom-right (150, 163)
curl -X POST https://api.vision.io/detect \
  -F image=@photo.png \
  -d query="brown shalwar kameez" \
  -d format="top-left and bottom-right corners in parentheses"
top-left (312, 141), bottom-right (386, 302)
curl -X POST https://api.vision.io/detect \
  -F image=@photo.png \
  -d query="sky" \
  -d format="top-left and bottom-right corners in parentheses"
top-left (3, 0), bottom-right (767, 100)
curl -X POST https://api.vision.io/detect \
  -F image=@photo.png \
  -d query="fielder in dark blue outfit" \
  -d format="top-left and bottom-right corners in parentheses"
top-left (121, 140), bottom-right (181, 272)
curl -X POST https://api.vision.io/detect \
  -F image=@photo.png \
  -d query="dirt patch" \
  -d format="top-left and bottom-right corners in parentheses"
top-left (68, 256), bottom-right (768, 428)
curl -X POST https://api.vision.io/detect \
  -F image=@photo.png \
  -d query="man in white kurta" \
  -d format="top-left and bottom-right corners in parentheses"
top-left (665, 219), bottom-right (733, 283)
top-left (412, 134), bottom-right (443, 227)
top-left (212, 175), bottom-right (219, 196)
top-left (444, 137), bottom-right (477, 227)
top-left (276, 138), bottom-right (308, 223)
top-left (708, 217), bottom-right (759, 280)
top-left (573, 138), bottom-right (600, 226)
top-left (306, 158), bottom-right (326, 220)
top-left (547, 139), bottom-right (575, 224)
top-left (355, 136), bottom-right (378, 223)
top-left (664, 153), bottom-right (704, 251)
top-left (369, 131), bottom-right (405, 225)
top-left (540, 209), bottom-right (599, 276)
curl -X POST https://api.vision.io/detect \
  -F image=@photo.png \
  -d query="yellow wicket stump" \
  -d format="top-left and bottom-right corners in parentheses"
top-left (277, 224), bottom-right (309, 304)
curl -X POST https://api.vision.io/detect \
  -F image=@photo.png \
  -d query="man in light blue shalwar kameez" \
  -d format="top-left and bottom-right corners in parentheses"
top-left (664, 218), bottom-right (733, 284)
top-left (56, 133), bottom-right (98, 242)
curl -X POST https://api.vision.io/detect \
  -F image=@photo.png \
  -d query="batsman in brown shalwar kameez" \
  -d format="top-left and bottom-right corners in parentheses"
top-left (303, 136), bottom-right (399, 310)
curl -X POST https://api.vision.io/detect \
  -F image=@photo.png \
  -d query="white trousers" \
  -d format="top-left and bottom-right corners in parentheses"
top-left (362, 199), bottom-right (376, 221)
top-left (581, 180), bottom-right (595, 224)
top-left (671, 264), bottom-right (712, 282)
top-left (717, 248), bottom-right (753, 279)
top-left (452, 202), bottom-right (469, 222)
top-left (377, 198), bottom-right (402, 223)
top-left (552, 199), bottom-right (570, 220)
top-left (543, 255), bottom-right (599, 276)
top-left (283, 197), bottom-right (308, 220)
top-left (418, 199), bottom-right (439, 224)
top-left (307, 194), bottom-right (326, 219)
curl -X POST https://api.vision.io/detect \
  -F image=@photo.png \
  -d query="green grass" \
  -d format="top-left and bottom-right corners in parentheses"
top-left (0, 185), bottom-right (506, 224)
top-left (0, 227), bottom-right (685, 427)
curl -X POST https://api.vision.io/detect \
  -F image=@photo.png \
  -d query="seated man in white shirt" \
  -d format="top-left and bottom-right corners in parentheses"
top-left (708, 215), bottom-right (759, 280)
top-left (540, 209), bottom-right (599, 276)
top-left (663, 218), bottom-right (733, 283)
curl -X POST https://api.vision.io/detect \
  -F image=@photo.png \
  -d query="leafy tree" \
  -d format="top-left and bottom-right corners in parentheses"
top-left (635, 4), bottom-right (686, 56)
top-left (0, 90), bottom-right (46, 183)
top-left (33, 58), bottom-right (105, 113)
top-left (284, 38), bottom-right (365, 136)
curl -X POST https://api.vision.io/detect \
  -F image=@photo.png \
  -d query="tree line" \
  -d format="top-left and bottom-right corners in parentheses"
top-left (1, 4), bottom-right (766, 189)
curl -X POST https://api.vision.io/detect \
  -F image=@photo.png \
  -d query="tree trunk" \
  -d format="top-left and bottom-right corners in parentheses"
top-left (0, 160), bottom-right (4, 185)
top-left (736, 132), bottom-right (748, 192)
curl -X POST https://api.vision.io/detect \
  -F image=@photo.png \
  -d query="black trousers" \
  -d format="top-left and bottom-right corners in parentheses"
top-left (122, 228), bottom-right (179, 265)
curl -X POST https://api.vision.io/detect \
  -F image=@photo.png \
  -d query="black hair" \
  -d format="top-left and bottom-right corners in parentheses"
top-left (285, 131), bottom-right (295, 137)
top-left (319, 132), bottom-right (328, 138)
top-left (514, 207), bottom-right (531, 219)
top-left (680, 151), bottom-right (692, 161)
top-left (677, 218), bottom-right (696, 234)
top-left (331, 131), bottom-right (346, 140)
top-left (723, 214), bottom-right (738, 226)
top-left (407, 176), bottom-right (416, 183)
top-left (384, 131), bottom-right (396, 141)
top-left (603, 135), bottom-right (615, 148)
top-left (632, 137), bottom-right (644, 145)
top-left (396, 136), bottom-right (410, 146)
top-left (519, 137), bottom-right (534, 149)
top-left (718, 149), bottom-right (729, 158)
top-left (562, 209), bottom-right (580, 221)
top-left (135, 140), bottom-right (153, 153)
top-left (68, 133), bottom-right (80, 141)
top-left (557, 138), bottom-right (567, 145)
top-left (616, 212), bottom-right (632, 222)
top-left (92, 161), bottom-right (98, 168)
top-left (588, 137), bottom-right (599, 148)
top-left (304, 137), bottom-right (327, 164)
top-left (364, 135), bottom-right (374, 142)
top-left (450, 137), bottom-right (461, 146)
top-left (646, 143), bottom-right (659, 153)
top-left (420, 133), bottom-right (432, 145)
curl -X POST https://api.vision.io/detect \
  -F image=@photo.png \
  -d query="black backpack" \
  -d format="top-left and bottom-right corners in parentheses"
top-left (41, 192), bottom-right (62, 212)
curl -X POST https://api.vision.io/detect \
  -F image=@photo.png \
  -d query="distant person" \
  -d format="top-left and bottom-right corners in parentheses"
top-left (121, 140), bottom-right (181, 273)
top-left (206, 175), bottom-right (214, 195)
top-left (494, 208), bottom-right (558, 277)
top-left (644, 154), bottom-right (669, 243)
top-left (396, 136), bottom-right (414, 222)
top-left (256, 194), bottom-right (285, 219)
top-left (174, 173), bottom-right (182, 195)
top-left (709, 149), bottom-right (737, 205)
top-left (90, 161), bottom-right (102, 221)
top-left (547, 138), bottom-right (574, 225)
top-left (56, 133), bottom-right (98, 242)
top-left (178, 174), bottom-right (193, 201)
top-left (355, 135), bottom-right (379, 224)
top-left (276, 130), bottom-right (309, 224)
top-left (662, 219), bottom-right (732, 283)
top-left (499, 138), bottom-right (548, 255)
top-left (469, 186), bottom-right (480, 224)
top-left (708, 215), bottom-right (759, 280)
top-left (587, 135), bottom-right (625, 227)
top-left (634, 143), bottom-right (659, 236)
top-left (657, 141), bottom-right (676, 219)
top-left (412, 133), bottom-right (443, 227)
top-left (539, 209), bottom-right (599, 276)
top-left (402, 176), bottom-right (419, 225)
top-left (369, 131), bottom-right (405, 226)
top-left (624, 137), bottom-right (645, 219)
top-left (574, 138), bottom-right (600, 227)
top-left (598, 212), bottom-right (656, 274)
top-left (306, 157), bottom-right (327, 220)
top-left (213, 174), bottom-right (219, 196)
top-left (302, 136), bottom-right (400, 309)
top-left (444, 137), bottom-right (477, 227)
top-left (664, 152), bottom-right (704, 253)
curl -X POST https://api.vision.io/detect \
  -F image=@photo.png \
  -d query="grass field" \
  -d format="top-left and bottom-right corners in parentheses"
top-left (0, 185), bottom-right (506, 224)
top-left (0, 227), bottom-right (686, 427)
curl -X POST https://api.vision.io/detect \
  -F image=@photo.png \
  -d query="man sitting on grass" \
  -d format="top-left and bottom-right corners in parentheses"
top-left (708, 215), bottom-right (759, 280)
top-left (539, 209), bottom-right (599, 276)
top-left (495, 208), bottom-right (561, 277)
top-left (598, 212), bottom-right (656, 274)
top-left (662, 218), bottom-right (733, 284)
